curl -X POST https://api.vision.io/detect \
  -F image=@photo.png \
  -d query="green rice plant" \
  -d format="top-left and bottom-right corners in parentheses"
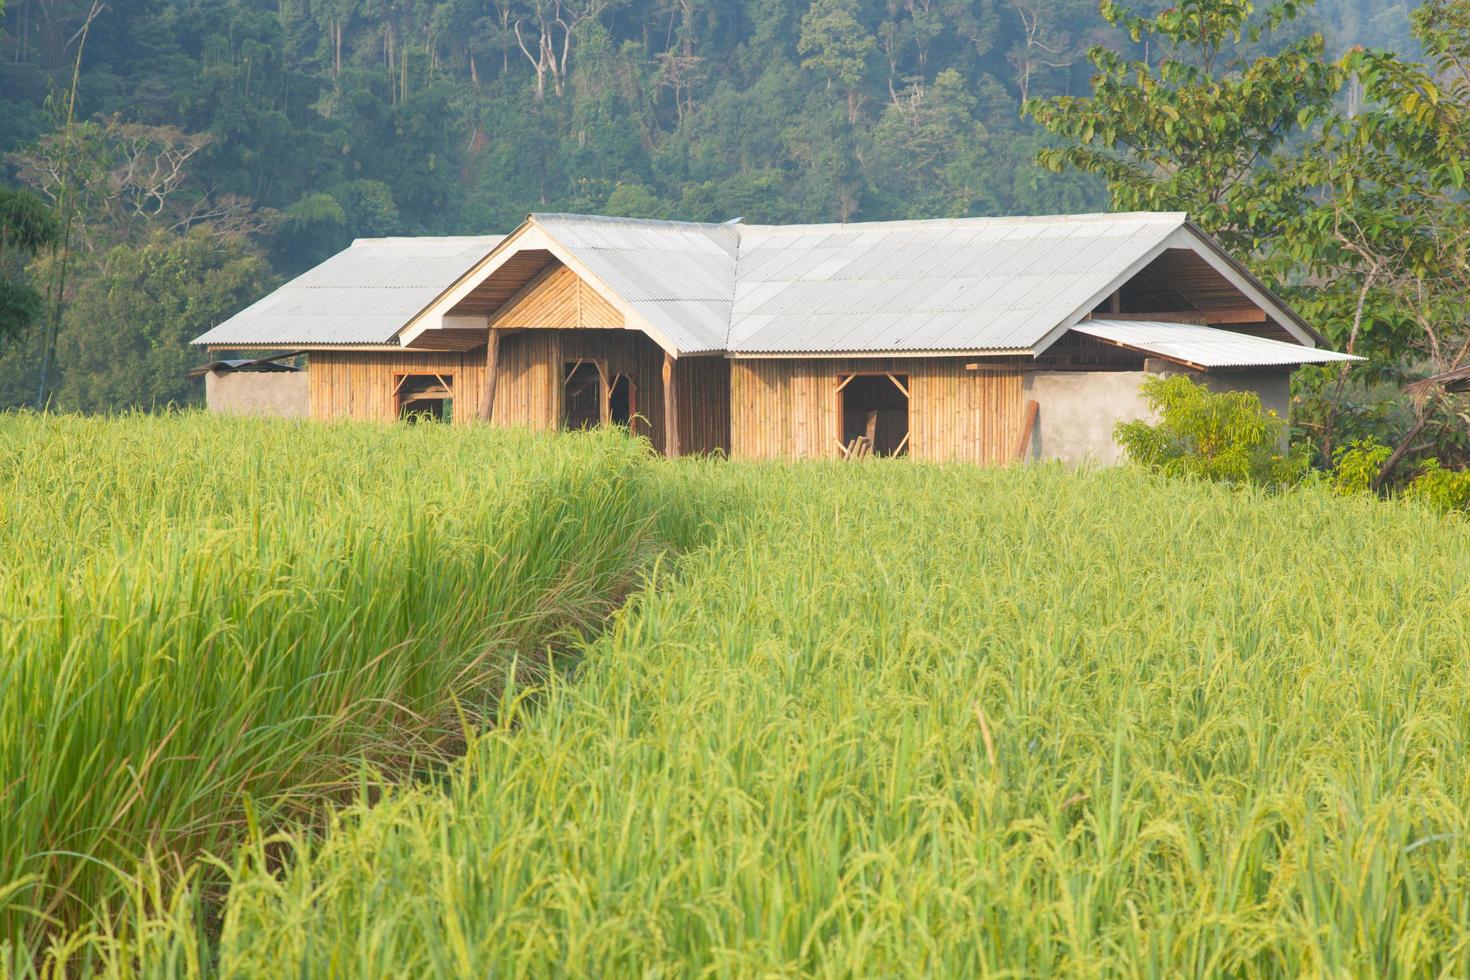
top-left (67, 458), bottom-right (1470, 978)
top-left (0, 412), bottom-right (695, 961)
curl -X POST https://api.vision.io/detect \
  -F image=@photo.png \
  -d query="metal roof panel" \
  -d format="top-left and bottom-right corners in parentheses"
top-left (1072, 320), bottom-right (1363, 368)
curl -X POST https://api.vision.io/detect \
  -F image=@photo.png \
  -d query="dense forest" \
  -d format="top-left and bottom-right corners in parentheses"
top-left (0, 0), bottom-right (1457, 473)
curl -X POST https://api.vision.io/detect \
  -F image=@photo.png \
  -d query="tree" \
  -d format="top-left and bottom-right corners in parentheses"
top-left (1024, 0), bottom-right (1344, 252)
top-left (866, 69), bottom-right (993, 216)
top-left (798, 0), bottom-right (875, 124)
top-left (49, 228), bottom-right (273, 412)
top-left (0, 189), bottom-right (59, 345)
top-left (1265, 0), bottom-right (1470, 474)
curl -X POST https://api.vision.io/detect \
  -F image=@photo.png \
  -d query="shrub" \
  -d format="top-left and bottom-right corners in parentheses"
top-left (1328, 438), bottom-right (1392, 495)
top-left (1405, 458), bottom-right (1470, 515)
top-left (1115, 374), bottom-right (1306, 487)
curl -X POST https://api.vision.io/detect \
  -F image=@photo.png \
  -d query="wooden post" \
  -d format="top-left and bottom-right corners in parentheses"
top-left (478, 327), bottom-right (502, 421)
top-left (662, 350), bottom-right (680, 457)
top-left (1013, 399), bottom-right (1039, 462)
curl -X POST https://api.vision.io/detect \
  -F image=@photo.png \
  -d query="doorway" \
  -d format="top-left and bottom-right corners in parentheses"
top-left (563, 360), bottom-right (604, 430)
top-left (609, 373), bottom-right (636, 428)
top-left (838, 373), bottom-right (910, 457)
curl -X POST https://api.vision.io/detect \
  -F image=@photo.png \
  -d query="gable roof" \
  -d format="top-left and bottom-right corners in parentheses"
top-left (533, 214), bottom-right (737, 354)
top-left (728, 212), bottom-right (1186, 354)
top-left (193, 236), bottom-right (503, 347)
top-left (194, 212), bottom-right (1334, 364)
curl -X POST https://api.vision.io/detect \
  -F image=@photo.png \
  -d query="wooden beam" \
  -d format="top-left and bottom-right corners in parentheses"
top-left (477, 327), bottom-right (502, 421)
top-left (662, 351), bottom-right (680, 457)
top-left (1012, 400), bottom-right (1039, 462)
top-left (884, 373), bottom-right (909, 398)
top-left (1121, 308), bottom-right (1267, 324)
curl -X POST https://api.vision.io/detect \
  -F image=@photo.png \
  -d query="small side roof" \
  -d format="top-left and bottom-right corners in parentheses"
top-left (192, 236), bottom-right (504, 347)
top-left (1072, 320), bottom-right (1362, 369)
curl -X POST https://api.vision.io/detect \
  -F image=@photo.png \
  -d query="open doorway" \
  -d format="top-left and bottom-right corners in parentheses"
top-left (609, 373), bottom-right (636, 428)
top-left (396, 374), bottom-right (453, 422)
top-left (838, 373), bottom-right (910, 457)
top-left (563, 360), bottom-right (604, 430)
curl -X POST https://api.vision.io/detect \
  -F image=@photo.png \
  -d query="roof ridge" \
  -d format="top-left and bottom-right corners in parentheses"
top-left (349, 235), bottom-right (504, 246)
top-left (531, 212), bottom-right (734, 230)
top-left (735, 211), bottom-right (1188, 235)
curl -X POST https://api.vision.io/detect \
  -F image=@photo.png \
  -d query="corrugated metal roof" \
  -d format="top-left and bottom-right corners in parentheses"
top-left (531, 214), bottom-right (737, 354)
top-left (192, 236), bottom-right (503, 346)
top-left (727, 213), bottom-right (1184, 353)
top-left (193, 213), bottom-right (1352, 367)
top-left (1072, 320), bottom-right (1363, 368)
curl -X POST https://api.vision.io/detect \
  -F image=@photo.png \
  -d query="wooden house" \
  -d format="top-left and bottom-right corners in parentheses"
top-left (194, 211), bottom-right (1357, 464)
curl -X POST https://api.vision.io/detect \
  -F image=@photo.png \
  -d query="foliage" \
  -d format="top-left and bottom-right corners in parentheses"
top-left (1115, 373), bottom-right (1306, 487)
top-left (1328, 436), bottom-right (1391, 494)
top-left (0, 187), bottom-right (57, 343)
top-left (25, 441), bottom-right (1470, 975)
top-left (45, 229), bottom-right (273, 412)
top-left (0, 415), bottom-right (696, 954)
top-left (1024, 0), bottom-right (1344, 252)
top-left (1403, 457), bottom-right (1470, 514)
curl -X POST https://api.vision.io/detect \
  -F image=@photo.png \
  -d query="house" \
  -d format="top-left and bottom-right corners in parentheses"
top-left (193, 211), bottom-right (1359, 464)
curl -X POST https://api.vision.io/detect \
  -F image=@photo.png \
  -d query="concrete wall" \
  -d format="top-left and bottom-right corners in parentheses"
top-left (205, 370), bottom-right (310, 418)
top-left (1024, 367), bottom-right (1293, 465)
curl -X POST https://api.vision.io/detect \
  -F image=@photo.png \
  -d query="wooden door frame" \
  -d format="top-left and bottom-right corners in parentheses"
top-left (561, 357), bottom-right (611, 429)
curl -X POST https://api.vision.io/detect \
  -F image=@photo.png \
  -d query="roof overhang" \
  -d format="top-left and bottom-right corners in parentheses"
top-left (396, 217), bottom-right (684, 356)
top-left (1029, 224), bottom-right (1322, 358)
top-left (1071, 320), bottom-right (1362, 371)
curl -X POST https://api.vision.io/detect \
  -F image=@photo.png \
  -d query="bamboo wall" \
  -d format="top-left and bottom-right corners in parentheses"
top-left (729, 357), bottom-right (1024, 464)
top-left (491, 263), bottom-right (625, 329)
top-left (308, 330), bottom-right (731, 455)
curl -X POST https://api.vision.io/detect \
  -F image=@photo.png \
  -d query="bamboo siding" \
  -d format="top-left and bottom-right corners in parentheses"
top-left (490, 263), bottom-right (624, 330)
top-left (310, 350), bottom-right (488, 423)
top-left (729, 357), bottom-right (1024, 464)
top-left (309, 331), bottom-right (731, 456)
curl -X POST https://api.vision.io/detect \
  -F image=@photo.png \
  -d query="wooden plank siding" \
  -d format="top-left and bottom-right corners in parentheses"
top-left (490, 263), bottom-right (625, 330)
top-left (308, 330), bottom-right (731, 455)
top-left (729, 357), bottom-right (1024, 464)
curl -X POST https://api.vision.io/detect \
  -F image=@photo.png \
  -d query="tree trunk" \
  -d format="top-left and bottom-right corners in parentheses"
top-left (1373, 406), bottom-right (1431, 490)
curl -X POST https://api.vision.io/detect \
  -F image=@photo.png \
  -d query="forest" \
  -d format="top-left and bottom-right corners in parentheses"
top-left (0, 0), bottom-right (1463, 476)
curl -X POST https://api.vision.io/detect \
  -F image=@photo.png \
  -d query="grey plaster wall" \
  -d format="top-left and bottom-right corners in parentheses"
top-left (205, 370), bottom-right (310, 418)
top-left (1024, 367), bottom-right (1293, 465)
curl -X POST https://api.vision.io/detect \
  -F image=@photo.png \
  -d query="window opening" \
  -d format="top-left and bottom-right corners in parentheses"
top-left (396, 374), bottom-right (453, 423)
top-left (838, 373), bottom-right (910, 457)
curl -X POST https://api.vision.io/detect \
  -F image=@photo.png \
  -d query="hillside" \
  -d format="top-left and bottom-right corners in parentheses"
top-left (0, 0), bottom-right (1419, 271)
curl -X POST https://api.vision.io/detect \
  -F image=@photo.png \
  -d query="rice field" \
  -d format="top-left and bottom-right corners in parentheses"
top-left (0, 413), bottom-right (704, 966)
top-left (8, 415), bottom-right (1470, 976)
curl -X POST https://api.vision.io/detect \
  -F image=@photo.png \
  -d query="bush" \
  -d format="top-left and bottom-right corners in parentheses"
top-left (1405, 458), bottom-right (1470, 515)
top-left (1328, 438), bottom-right (1392, 495)
top-left (1115, 374), bottom-right (1306, 487)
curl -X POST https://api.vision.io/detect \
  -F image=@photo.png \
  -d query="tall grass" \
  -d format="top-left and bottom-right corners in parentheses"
top-left (0, 413), bottom-right (693, 961)
top-left (62, 459), bottom-right (1470, 977)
